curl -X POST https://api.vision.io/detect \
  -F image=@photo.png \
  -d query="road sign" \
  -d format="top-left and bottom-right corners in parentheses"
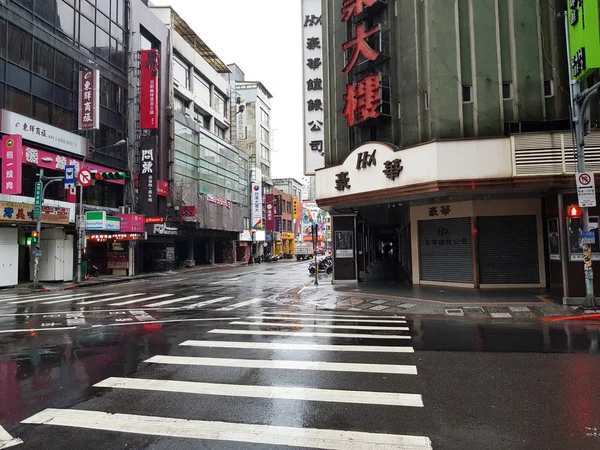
top-left (64, 165), bottom-right (75, 190)
top-left (78, 168), bottom-right (93, 187)
top-left (576, 172), bottom-right (597, 207)
top-left (581, 231), bottom-right (596, 244)
top-left (33, 181), bottom-right (42, 219)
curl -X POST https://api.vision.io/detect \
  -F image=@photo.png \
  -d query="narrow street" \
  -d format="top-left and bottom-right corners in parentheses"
top-left (0, 262), bottom-right (599, 450)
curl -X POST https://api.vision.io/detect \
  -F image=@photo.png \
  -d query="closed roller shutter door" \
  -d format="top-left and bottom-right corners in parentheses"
top-left (477, 215), bottom-right (539, 284)
top-left (419, 218), bottom-right (473, 283)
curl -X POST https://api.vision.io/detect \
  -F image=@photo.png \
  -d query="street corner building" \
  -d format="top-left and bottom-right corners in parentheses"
top-left (311, 0), bottom-right (600, 301)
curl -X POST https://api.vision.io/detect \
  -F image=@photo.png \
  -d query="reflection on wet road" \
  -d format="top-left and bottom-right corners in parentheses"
top-left (0, 263), bottom-right (599, 449)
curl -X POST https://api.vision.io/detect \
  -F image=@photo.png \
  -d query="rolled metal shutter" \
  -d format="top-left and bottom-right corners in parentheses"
top-left (477, 215), bottom-right (539, 284)
top-left (419, 218), bottom-right (473, 283)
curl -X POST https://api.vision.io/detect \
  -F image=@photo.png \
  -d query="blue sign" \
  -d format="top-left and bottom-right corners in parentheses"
top-left (64, 165), bottom-right (75, 189)
top-left (581, 231), bottom-right (596, 244)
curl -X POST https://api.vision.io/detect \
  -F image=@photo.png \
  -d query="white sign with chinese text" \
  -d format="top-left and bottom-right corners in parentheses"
top-left (236, 98), bottom-right (247, 140)
top-left (576, 172), bottom-right (597, 207)
top-left (0, 109), bottom-right (88, 157)
top-left (302, 0), bottom-right (325, 175)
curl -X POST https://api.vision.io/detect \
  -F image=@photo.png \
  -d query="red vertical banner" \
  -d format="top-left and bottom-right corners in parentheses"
top-left (265, 194), bottom-right (274, 231)
top-left (78, 69), bottom-right (100, 130)
top-left (140, 49), bottom-right (160, 130)
top-left (1, 135), bottom-right (23, 195)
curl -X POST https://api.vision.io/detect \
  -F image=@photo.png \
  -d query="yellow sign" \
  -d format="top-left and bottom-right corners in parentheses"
top-left (0, 201), bottom-right (70, 225)
top-left (281, 232), bottom-right (295, 240)
top-left (293, 197), bottom-right (298, 219)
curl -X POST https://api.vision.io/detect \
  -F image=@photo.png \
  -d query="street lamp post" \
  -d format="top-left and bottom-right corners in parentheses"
top-left (76, 140), bottom-right (126, 283)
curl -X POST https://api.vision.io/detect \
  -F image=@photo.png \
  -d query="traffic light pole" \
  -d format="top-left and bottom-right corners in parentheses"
top-left (32, 169), bottom-right (65, 289)
top-left (573, 81), bottom-right (600, 309)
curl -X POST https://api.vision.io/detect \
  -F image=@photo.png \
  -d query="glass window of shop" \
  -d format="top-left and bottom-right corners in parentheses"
top-left (214, 90), bottom-right (227, 118)
top-left (173, 54), bottom-right (189, 89)
top-left (193, 73), bottom-right (211, 105)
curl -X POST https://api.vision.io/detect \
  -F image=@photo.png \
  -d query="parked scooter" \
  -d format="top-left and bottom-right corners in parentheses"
top-left (308, 256), bottom-right (333, 275)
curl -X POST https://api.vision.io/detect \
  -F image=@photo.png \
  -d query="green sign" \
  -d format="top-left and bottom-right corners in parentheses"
top-left (568, 0), bottom-right (600, 80)
top-left (33, 182), bottom-right (42, 219)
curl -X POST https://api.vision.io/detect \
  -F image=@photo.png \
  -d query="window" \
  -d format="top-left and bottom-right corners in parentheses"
top-left (261, 163), bottom-right (270, 177)
top-left (193, 73), bottom-right (211, 105)
top-left (214, 91), bottom-right (227, 117)
top-left (96, 28), bottom-right (110, 58)
top-left (287, 202), bottom-right (292, 213)
top-left (173, 54), bottom-right (189, 89)
top-left (54, 52), bottom-right (73, 88)
top-left (424, 91), bottom-right (429, 110)
top-left (7, 25), bottom-right (32, 69)
top-left (33, 97), bottom-right (52, 122)
top-left (53, 105), bottom-right (72, 131)
top-left (140, 34), bottom-right (153, 51)
top-left (174, 96), bottom-right (186, 113)
top-left (215, 124), bottom-right (226, 140)
top-left (80, 17), bottom-right (95, 50)
top-left (462, 85), bottom-right (472, 103)
top-left (261, 144), bottom-right (270, 162)
top-left (502, 82), bottom-right (512, 100)
top-left (260, 108), bottom-right (269, 125)
top-left (0, 19), bottom-right (5, 58)
top-left (544, 80), bottom-right (554, 98)
top-left (56, 1), bottom-right (76, 39)
top-left (244, 217), bottom-right (250, 229)
top-left (6, 87), bottom-right (31, 115)
top-left (260, 126), bottom-right (270, 143)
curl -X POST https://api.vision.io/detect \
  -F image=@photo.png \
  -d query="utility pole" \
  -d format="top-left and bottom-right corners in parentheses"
top-left (313, 223), bottom-right (318, 285)
top-left (31, 169), bottom-right (65, 289)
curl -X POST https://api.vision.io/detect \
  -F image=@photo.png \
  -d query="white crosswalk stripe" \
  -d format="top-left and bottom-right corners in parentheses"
top-left (10, 293), bottom-right (87, 305)
top-left (246, 315), bottom-right (407, 323)
top-left (77, 293), bottom-right (146, 306)
top-left (44, 292), bottom-right (119, 305)
top-left (19, 310), bottom-right (431, 448)
top-left (184, 296), bottom-right (234, 309)
top-left (180, 340), bottom-right (415, 353)
top-left (146, 355), bottom-right (418, 374)
top-left (0, 292), bottom-right (65, 303)
top-left (22, 409), bottom-right (432, 450)
top-left (209, 329), bottom-right (412, 339)
top-left (94, 377), bottom-right (424, 407)
top-left (145, 295), bottom-right (201, 307)
top-left (230, 320), bottom-right (409, 331)
top-left (216, 298), bottom-right (261, 310)
top-left (110, 294), bottom-right (174, 306)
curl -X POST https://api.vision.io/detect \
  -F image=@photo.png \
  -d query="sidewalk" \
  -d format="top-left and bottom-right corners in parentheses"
top-left (0, 262), bottom-right (247, 295)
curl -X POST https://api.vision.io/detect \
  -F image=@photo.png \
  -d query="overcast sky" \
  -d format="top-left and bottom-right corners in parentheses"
top-left (152, 0), bottom-right (306, 182)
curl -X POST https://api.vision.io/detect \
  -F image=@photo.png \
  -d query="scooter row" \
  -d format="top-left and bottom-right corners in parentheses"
top-left (308, 255), bottom-right (333, 275)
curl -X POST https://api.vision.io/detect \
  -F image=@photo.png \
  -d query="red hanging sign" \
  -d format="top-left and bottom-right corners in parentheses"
top-left (140, 49), bottom-right (160, 130)
top-left (265, 194), bottom-right (275, 231)
top-left (1, 135), bottom-right (23, 195)
top-left (78, 70), bottom-right (100, 130)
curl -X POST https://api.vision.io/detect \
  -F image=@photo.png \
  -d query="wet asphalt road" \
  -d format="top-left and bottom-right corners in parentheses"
top-left (0, 262), bottom-right (599, 450)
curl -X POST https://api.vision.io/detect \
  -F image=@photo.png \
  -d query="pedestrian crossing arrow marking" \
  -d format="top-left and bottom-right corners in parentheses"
top-left (0, 425), bottom-right (22, 449)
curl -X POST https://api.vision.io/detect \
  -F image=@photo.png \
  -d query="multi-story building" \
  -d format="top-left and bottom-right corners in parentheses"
top-left (0, 0), bottom-right (133, 285)
top-left (268, 188), bottom-right (294, 256)
top-left (149, 6), bottom-right (250, 266)
top-left (313, 0), bottom-right (591, 296)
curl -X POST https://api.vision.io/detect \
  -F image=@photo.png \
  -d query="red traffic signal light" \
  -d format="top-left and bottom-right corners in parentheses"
top-left (568, 205), bottom-right (582, 218)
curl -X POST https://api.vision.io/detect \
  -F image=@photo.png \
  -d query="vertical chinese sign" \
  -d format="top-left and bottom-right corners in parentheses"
top-left (1, 135), bottom-right (23, 195)
top-left (302, 0), bottom-right (325, 175)
top-left (265, 194), bottom-right (274, 230)
top-left (236, 97), bottom-right (247, 140)
top-left (78, 70), bottom-right (100, 130)
top-left (139, 135), bottom-right (157, 216)
top-left (341, 0), bottom-right (386, 128)
top-left (140, 49), bottom-right (160, 130)
top-left (251, 181), bottom-right (263, 229)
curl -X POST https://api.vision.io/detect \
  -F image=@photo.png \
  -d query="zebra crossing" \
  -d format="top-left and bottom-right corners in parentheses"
top-left (20, 312), bottom-right (433, 449)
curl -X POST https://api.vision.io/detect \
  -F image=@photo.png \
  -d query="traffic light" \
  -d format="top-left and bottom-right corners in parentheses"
top-left (31, 231), bottom-right (39, 244)
top-left (568, 205), bottom-right (582, 218)
top-left (93, 171), bottom-right (127, 181)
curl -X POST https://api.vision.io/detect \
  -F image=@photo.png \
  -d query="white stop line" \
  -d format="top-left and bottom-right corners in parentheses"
top-left (0, 425), bottom-right (22, 449)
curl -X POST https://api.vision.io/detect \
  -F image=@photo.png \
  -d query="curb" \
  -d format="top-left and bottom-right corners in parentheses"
top-left (61, 274), bottom-right (161, 291)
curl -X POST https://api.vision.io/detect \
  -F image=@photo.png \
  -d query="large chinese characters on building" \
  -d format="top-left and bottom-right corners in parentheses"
top-left (340, 0), bottom-right (386, 128)
top-left (302, 0), bottom-right (325, 175)
top-left (78, 70), bottom-right (100, 130)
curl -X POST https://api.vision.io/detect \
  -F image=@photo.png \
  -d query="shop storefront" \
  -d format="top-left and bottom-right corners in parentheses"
top-left (143, 221), bottom-right (180, 272)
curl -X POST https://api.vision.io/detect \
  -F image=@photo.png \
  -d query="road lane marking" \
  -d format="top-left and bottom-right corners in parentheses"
top-left (145, 355), bottom-right (418, 375)
top-left (110, 294), bottom-right (174, 306)
top-left (246, 315), bottom-right (407, 324)
top-left (77, 293), bottom-right (146, 305)
top-left (0, 307), bottom-right (182, 317)
top-left (184, 297), bottom-right (234, 309)
top-left (145, 295), bottom-right (201, 307)
top-left (94, 377), bottom-right (424, 407)
top-left (0, 425), bottom-right (22, 449)
top-left (208, 329), bottom-right (411, 340)
top-left (0, 327), bottom-right (76, 334)
top-left (180, 340), bottom-right (414, 353)
top-left (44, 293), bottom-right (119, 305)
top-left (0, 292), bottom-right (65, 303)
top-left (10, 293), bottom-right (87, 305)
top-left (261, 312), bottom-right (405, 319)
top-left (90, 317), bottom-right (241, 328)
top-left (230, 321), bottom-right (409, 331)
top-left (217, 298), bottom-right (261, 311)
top-left (21, 409), bottom-right (433, 450)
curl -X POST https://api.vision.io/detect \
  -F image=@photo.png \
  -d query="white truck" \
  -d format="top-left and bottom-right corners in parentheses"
top-left (295, 242), bottom-right (314, 261)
